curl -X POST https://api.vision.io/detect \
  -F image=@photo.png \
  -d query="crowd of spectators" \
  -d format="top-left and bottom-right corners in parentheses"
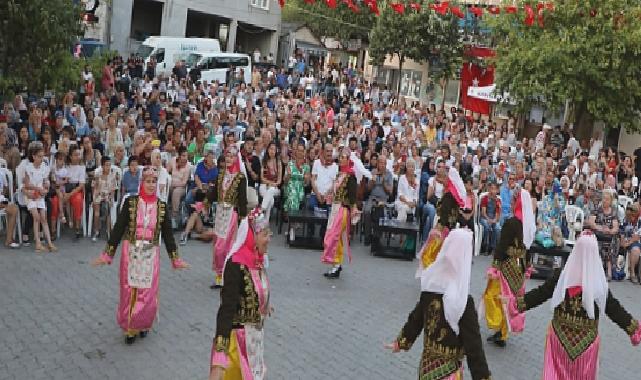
top-left (1, 55), bottom-right (641, 282)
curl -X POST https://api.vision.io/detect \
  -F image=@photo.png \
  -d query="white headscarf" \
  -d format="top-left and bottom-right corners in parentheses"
top-left (420, 228), bottom-right (473, 335)
top-left (520, 189), bottom-right (536, 249)
top-left (550, 233), bottom-right (608, 319)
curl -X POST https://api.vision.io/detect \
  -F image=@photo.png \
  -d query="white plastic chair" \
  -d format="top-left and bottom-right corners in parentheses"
top-left (564, 205), bottom-right (584, 246)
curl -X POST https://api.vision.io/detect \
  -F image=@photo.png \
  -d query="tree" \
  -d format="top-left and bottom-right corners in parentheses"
top-left (369, 2), bottom-right (462, 98)
top-left (282, 0), bottom-right (375, 45)
top-left (0, 0), bottom-right (85, 96)
top-left (487, 0), bottom-right (641, 135)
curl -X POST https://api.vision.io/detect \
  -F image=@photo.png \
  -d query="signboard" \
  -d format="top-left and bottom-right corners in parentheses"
top-left (467, 84), bottom-right (514, 104)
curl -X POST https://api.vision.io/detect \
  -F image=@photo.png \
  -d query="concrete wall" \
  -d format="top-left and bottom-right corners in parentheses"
top-left (111, 0), bottom-right (281, 56)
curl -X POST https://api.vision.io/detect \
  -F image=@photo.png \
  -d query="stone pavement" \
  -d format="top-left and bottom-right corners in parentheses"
top-left (1, 230), bottom-right (641, 380)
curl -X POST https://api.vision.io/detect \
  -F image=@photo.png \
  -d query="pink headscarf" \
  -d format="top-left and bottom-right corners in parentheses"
top-left (139, 166), bottom-right (158, 204)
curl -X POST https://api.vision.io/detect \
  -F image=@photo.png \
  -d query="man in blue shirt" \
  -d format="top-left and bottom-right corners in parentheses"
top-left (121, 156), bottom-right (141, 195)
top-left (499, 171), bottom-right (517, 226)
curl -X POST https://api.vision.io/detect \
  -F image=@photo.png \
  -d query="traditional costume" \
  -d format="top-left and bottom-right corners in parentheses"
top-left (393, 229), bottom-right (492, 380)
top-left (416, 168), bottom-right (466, 276)
top-left (211, 208), bottom-right (271, 380)
top-left (213, 146), bottom-right (248, 288)
top-left (321, 149), bottom-right (358, 278)
top-left (98, 166), bottom-right (187, 344)
top-left (481, 189), bottom-right (536, 346)
top-left (518, 233), bottom-right (641, 379)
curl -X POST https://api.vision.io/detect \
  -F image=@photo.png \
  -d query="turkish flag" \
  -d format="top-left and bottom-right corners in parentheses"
top-left (470, 6), bottom-right (483, 17)
top-left (460, 62), bottom-right (495, 115)
top-left (409, 3), bottom-right (420, 12)
top-left (343, 0), bottom-right (359, 12)
top-left (488, 6), bottom-right (501, 15)
top-left (524, 4), bottom-right (535, 26)
top-left (450, 5), bottom-right (465, 18)
top-left (505, 5), bottom-right (518, 14)
top-left (279, 0), bottom-right (285, 8)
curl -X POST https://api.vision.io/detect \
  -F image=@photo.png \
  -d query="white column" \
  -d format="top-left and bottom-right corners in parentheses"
top-left (160, 1), bottom-right (187, 37)
top-left (110, 0), bottom-right (134, 54)
top-left (269, 29), bottom-right (279, 60)
top-left (227, 19), bottom-right (238, 53)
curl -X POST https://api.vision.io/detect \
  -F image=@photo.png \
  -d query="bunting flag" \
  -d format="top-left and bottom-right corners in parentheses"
top-left (279, 0), bottom-right (285, 8)
top-left (364, 0), bottom-right (380, 16)
top-left (488, 6), bottom-right (501, 15)
top-left (390, 2), bottom-right (405, 15)
top-left (524, 4), bottom-right (535, 26)
top-left (469, 6), bottom-right (483, 18)
top-left (343, 0), bottom-right (359, 13)
top-left (325, 0), bottom-right (337, 9)
top-left (450, 6), bottom-right (465, 19)
top-left (409, 2), bottom-right (421, 12)
top-left (505, 5), bottom-right (518, 14)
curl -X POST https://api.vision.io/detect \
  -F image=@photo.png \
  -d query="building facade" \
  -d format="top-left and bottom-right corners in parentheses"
top-left (105, 0), bottom-right (280, 58)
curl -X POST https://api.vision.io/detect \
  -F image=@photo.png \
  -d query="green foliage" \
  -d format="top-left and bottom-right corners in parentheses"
top-left (369, 1), bottom-right (463, 93)
top-left (487, 0), bottom-right (641, 132)
top-left (0, 0), bottom-right (85, 97)
top-left (283, 0), bottom-right (375, 44)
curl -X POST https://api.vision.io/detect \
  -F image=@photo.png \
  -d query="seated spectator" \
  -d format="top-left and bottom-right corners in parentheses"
top-left (168, 146), bottom-right (191, 227)
top-left (91, 156), bottom-right (117, 241)
top-left (309, 143), bottom-right (337, 211)
top-left (459, 176), bottom-right (475, 230)
top-left (422, 159), bottom-right (447, 239)
top-left (586, 191), bottom-right (619, 280)
top-left (260, 142), bottom-right (282, 223)
top-left (0, 165), bottom-right (19, 248)
top-left (65, 146), bottom-right (86, 239)
top-left (180, 147), bottom-right (218, 245)
top-left (395, 159), bottom-right (418, 222)
top-left (480, 182), bottom-right (501, 255)
top-left (363, 153), bottom-right (393, 245)
top-left (620, 204), bottom-right (641, 283)
top-left (121, 156), bottom-right (141, 196)
top-left (536, 179), bottom-right (567, 248)
top-left (283, 144), bottom-right (310, 217)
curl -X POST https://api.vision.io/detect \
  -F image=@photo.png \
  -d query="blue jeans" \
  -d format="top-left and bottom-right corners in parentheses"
top-left (480, 218), bottom-right (501, 252)
top-left (421, 202), bottom-right (436, 241)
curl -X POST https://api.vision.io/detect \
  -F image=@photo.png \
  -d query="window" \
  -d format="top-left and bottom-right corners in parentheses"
top-left (154, 48), bottom-right (165, 64)
top-left (251, 0), bottom-right (269, 10)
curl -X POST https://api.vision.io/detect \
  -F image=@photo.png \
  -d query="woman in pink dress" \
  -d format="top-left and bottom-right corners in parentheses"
top-left (212, 145), bottom-right (248, 288)
top-left (92, 166), bottom-right (189, 344)
top-left (518, 233), bottom-right (641, 379)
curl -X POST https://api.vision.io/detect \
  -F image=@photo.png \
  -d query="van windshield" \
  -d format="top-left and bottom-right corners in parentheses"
top-left (186, 53), bottom-right (202, 68)
top-left (137, 44), bottom-right (154, 58)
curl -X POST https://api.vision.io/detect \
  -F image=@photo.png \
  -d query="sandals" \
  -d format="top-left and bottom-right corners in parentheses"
top-left (35, 244), bottom-right (45, 253)
top-left (48, 243), bottom-right (58, 252)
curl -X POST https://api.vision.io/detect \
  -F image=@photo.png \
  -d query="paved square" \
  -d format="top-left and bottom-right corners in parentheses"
top-left (1, 231), bottom-right (640, 379)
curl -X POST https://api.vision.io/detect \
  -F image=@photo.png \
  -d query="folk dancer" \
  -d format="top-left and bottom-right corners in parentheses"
top-left (92, 166), bottom-right (189, 344)
top-left (481, 188), bottom-right (536, 347)
top-left (210, 207), bottom-right (272, 380)
top-left (518, 233), bottom-right (641, 379)
top-left (321, 148), bottom-right (359, 279)
top-left (386, 229), bottom-right (492, 380)
top-left (212, 145), bottom-right (248, 288)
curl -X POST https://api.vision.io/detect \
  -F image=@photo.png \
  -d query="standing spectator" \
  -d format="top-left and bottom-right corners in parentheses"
top-left (0, 163), bottom-right (19, 248)
top-left (395, 159), bottom-right (419, 222)
top-left (363, 154), bottom-right (393, 245)
top-left (480, 182), bottom-right (501, 255)
top-left (283, 144), bottom-right (310, 217)
top-left (23, 142), bottom-right (55, 252)
top-left (101, 60), bottom-right (115, 91)
top-left (586, 191), bottom-right (619, 280)
top-left (65, 146), bottom-right (86, 240)
top-left (91, 156), bottom-right (117, 241)
top-left (309, 143), bottom-right (338, 211)
top-left (168, 147), bottom-right (191, 228)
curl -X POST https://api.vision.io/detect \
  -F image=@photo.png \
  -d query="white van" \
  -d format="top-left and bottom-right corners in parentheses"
top-left (136, 37), bottom-right (221, 76)
top-left (191, 53), bottom-right (252, 85)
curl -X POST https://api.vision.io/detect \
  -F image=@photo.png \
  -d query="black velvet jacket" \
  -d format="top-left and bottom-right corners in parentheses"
top-left (104, 196), bottom-right (178, 260)
top-left (214, 262), bottom-right (266, 354)
top-left (214, 169), bottom-right (248, 218)
top-left (396, 292), bottom-right (492, 380)
top-left (518, 270), bottom-right (639, 360)
top-left (334, 173), bottom-right (357, 208)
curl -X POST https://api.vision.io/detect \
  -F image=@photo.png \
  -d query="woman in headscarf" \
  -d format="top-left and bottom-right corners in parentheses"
top-left (210, 207), bottom-right (272, 380)
top-left (385, 229), bottom-right (492, 380)
top-left (321, 148), bottom-right (358, 279)
top-left (416, 167), bottom-right (467, 276)
top-left (212, 145), bottom-right (248, 288)
top-left (92, 166), bottom-right (189, 345)
top-left (482, 188), bottom-right (536, 347)
top-left (517, 233), bottom-right (641, 379)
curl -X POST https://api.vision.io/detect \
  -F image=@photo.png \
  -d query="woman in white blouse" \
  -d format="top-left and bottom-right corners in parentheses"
top-left (395, 159), bottom-right (419, 222)
top-left (23, 142), bottom-right (56, 252)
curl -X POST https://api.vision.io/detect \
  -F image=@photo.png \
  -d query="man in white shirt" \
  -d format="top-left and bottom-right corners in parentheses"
top-left (310, 143), bottom-right (338, 210)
